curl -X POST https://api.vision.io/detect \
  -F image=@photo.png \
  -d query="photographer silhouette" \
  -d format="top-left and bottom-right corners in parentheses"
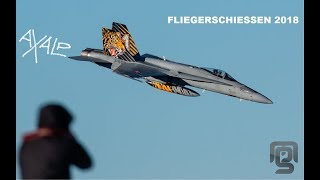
top-left (19, 103), bottom-right (93, 179)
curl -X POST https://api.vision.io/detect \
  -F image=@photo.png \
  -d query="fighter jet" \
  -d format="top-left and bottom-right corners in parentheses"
top-left (69, 22), bottom-right (272, 104)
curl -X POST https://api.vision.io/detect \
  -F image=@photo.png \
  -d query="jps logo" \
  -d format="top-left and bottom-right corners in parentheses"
top-left (270, 141), bottom-right (298, 174)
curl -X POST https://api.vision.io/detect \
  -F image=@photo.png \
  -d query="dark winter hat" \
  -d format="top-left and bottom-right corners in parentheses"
top-left (38, 103), bottom-right (73, 129)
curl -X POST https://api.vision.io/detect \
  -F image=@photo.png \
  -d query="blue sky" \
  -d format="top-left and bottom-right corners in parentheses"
top-left (16, 0), bottom-right (303, 179)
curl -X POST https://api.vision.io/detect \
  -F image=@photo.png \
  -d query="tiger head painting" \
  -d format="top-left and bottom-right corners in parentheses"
top-left (103, 29), bottom-right (129, 57)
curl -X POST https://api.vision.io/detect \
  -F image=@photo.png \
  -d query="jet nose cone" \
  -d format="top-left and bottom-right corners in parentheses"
top-left (241, 85), bottom-right (273, 104)
top-left (266, 98), bottom-right (273, 104)
top-left (256, 93), bottom-right (273, 104)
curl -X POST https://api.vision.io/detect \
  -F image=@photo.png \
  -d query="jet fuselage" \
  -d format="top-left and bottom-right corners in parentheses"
top-left (69, 22), bottom-right (272, 104)
top-left (143, 58), bottom-right (272, 104)
top-left (72, 49), bottom-right (272, 104)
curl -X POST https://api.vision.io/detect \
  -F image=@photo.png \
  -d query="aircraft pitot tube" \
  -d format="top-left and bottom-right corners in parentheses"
top-left (146, 81), bottom-right (200, 97)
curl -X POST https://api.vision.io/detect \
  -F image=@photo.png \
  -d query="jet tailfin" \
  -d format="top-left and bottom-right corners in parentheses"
top-left (102, 22), bottom-right (141, 62)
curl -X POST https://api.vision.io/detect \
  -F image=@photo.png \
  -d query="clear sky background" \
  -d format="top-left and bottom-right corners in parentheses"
top-left (16, 0), bottom-right (303, 179)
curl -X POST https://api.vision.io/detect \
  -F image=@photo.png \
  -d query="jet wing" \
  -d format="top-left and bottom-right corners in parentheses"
top-left (113, 61), bottom-right (231, 85)
top-left (69, 56), bottom-right (230, 85)
top-left (111, 61), bottom-right (168, 77)
top-left (168, 72), bottom-right (232, 85)
top-left (69, 56), bottom-right (109, 63)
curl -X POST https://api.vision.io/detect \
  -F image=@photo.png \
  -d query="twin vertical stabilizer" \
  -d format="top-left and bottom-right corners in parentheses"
top-left (102, 22), bottom-right (141, 62)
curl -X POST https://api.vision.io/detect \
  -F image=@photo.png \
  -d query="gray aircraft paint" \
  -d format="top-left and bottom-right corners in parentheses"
top-left (69, 22), bottom-right (272, 104)
top-left (70, 49), bottom-right (272, 104)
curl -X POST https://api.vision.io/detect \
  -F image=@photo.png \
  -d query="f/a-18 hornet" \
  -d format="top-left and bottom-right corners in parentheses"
top-left (69, 22), bottom-right (272, 104)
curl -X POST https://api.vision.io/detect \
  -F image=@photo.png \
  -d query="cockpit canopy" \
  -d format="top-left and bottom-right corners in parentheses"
top-left (201, 67), bottom-right (237, 82)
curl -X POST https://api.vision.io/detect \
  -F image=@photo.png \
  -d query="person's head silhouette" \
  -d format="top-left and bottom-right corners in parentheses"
top-left (38, 103), bottom-right (73, 130)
